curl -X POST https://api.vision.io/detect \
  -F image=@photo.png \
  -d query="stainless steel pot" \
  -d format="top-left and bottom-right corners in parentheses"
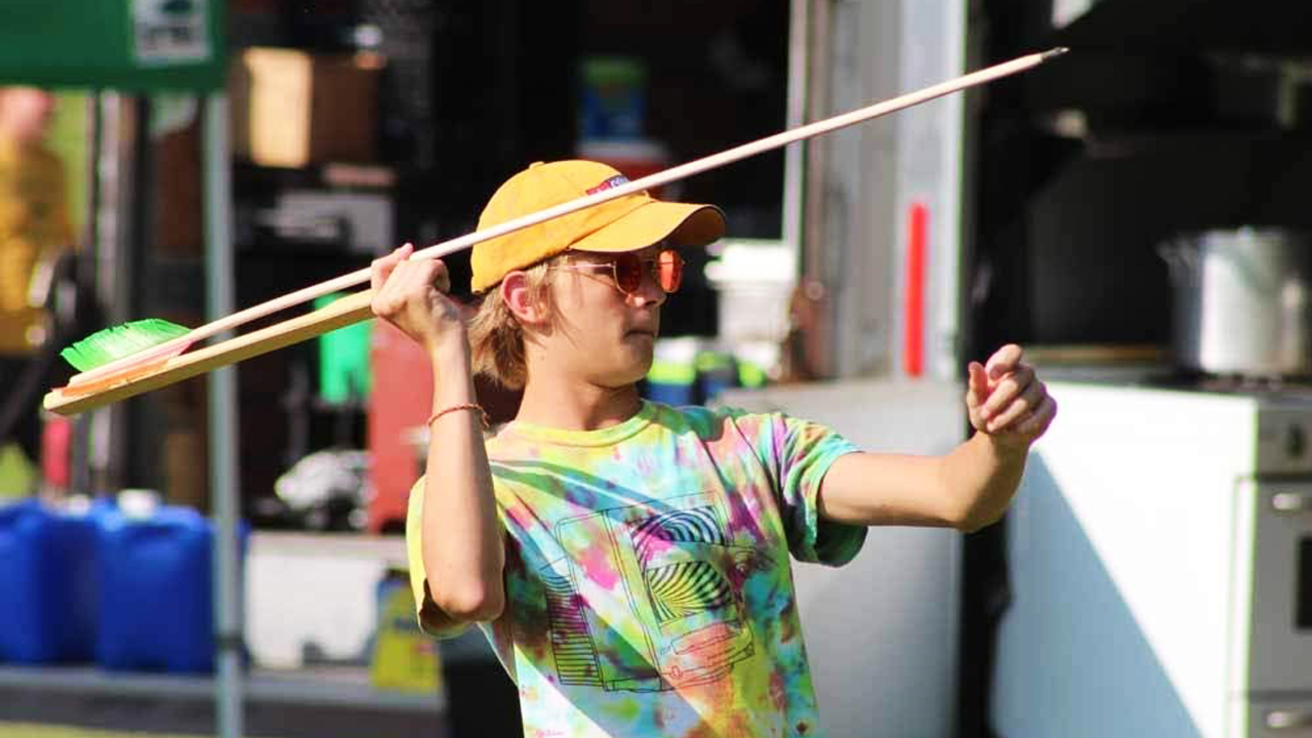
top-left (1158, 228), bottom-right (1312, 377)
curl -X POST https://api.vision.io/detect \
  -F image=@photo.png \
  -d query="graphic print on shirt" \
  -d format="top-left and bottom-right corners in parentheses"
top-left (539, 491), bottom-right (766, 693)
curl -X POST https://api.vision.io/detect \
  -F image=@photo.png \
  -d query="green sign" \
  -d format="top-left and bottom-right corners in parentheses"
top-left (0, 0), bottom-right (226, 92)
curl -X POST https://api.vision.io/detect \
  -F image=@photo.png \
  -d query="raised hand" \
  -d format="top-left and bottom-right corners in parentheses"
top-left (965, 344), bottom-right (1056, 449)
top-left (369, 243), bottom-right (466, 351)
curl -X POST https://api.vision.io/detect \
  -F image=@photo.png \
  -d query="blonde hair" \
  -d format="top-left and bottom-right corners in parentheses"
top-left (468, 260), bottom-right (556, 390)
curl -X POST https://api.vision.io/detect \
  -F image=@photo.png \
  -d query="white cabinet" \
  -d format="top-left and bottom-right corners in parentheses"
top-left (717, 379), bottom-right (964, 738)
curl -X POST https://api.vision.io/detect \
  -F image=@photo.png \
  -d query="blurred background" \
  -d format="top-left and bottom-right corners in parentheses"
top-left (2, 0), bottom-right (1312, 737)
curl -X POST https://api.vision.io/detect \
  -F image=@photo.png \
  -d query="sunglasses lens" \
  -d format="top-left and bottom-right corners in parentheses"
top-left (658, 250), bottom-right (683, 293)
top-left (605, 250), bottom-right (684, 295)
top-left (613, 254), bottom-right (644, 293)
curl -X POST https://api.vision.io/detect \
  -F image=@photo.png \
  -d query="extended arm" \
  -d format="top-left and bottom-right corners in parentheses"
top-left (817, 344), bottom-right (1056, 532)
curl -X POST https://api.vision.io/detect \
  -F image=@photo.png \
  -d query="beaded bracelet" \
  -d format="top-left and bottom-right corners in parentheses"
top-left (427, 403), bottom-right (489, 430)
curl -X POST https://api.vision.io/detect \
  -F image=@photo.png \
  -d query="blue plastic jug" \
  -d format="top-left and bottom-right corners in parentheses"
top-left (0, 498), bottom-right (105, 663)
top-left (97, 505), bottom-right (218, 674)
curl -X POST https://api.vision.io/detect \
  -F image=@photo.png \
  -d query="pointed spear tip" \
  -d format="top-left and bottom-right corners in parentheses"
top-left (1042, 47), bottom-right (1071, 61)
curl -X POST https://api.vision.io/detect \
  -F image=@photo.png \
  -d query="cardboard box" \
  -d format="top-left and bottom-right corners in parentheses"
top-left (231, 47), bottom-right (381, 168)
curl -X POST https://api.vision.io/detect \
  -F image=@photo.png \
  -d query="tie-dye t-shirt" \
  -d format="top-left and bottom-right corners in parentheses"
top-left (407, 401), bottom-right (865, 738)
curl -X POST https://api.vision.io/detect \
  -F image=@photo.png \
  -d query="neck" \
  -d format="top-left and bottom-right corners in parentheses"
top-left (514, 376), bottom-right (644, 431)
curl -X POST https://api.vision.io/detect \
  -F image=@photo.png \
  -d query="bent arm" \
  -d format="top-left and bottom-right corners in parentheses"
top-left (370, 243), bottom-right (505, 629)
top-left (419, 336), bottom-right (505, 626)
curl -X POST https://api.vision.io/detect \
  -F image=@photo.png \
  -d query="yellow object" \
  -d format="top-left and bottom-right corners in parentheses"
top-left (0, 139), bottom-right (72, 354)
top-left (0, 306), bottom-right (48, 353)
top-left (370, 570), bottom-right (444, 694)
top-left (0, 442), bottom-right (36, 498)
top-left (470, 160), bottom-right (725, 293)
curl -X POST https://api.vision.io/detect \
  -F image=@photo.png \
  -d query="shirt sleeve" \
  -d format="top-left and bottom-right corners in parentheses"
top-left (755, 411), bottom-right (867, 566)
top-left (405, 476), bottom-right (471, 639)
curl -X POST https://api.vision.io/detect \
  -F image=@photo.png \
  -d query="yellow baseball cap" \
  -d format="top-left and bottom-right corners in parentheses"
top-left (470, 160), bottom-right (726, 294)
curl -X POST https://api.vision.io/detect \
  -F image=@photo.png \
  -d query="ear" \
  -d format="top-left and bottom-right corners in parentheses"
top-left (500, 271), bottom-right (550, 327)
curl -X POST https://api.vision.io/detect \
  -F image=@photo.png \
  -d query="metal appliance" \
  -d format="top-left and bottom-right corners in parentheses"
top-left (1159, 228), bottom-right (1312, 378)
top-left (991, 379), bottom-right (1312, 737)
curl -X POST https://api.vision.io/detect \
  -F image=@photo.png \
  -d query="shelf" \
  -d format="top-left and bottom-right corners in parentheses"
top-left (0, 664), bottom-right (442, 713)
top-left (0, 663), bottom-right (448, 738)
top-left (1049, 0), bottom-right (1312, 54)
top-left (249, 530), bottom-right (407, 566)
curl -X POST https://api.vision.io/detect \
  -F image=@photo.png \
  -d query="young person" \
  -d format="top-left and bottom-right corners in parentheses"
top-left (369, 160), bottom-right (1056, 738)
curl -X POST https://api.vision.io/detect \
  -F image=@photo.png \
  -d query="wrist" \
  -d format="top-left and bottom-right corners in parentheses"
top-left (427, 402), bottom-right (490, 430)
top-left (424, 326), bottom-right (470, 357)
top-left (427, 333), bottom-right (472, 381)
top-left (974, 429), bottom-right (1031, 461)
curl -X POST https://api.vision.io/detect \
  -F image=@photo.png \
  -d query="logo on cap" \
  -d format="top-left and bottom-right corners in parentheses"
top-left (586, 175), bottom-right (630, 195)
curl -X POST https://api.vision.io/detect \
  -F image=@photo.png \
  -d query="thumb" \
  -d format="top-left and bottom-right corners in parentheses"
top-left (966, 361), bottom-right (989, 408)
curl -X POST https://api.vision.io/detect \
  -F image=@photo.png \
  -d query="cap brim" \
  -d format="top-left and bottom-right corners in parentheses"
top-left (569, 201), bottom-right (725, 254)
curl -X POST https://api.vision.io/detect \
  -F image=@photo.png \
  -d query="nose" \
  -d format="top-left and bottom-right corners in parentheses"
top-left (627, 262), bottom-right (667, 307)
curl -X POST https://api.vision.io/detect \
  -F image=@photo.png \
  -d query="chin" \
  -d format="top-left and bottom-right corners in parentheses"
top-left (603, 357), bottom-right (653, 388)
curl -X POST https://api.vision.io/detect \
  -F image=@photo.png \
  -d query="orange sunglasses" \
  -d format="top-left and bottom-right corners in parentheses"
top-left (553, 249), bottom-right (686, 296)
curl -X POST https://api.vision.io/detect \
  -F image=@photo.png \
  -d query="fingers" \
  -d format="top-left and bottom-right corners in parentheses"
top-left (370, 244), bottom-right (450, 300)
top-left (370, 242), bottom-right (414, 294)
top-left (393, 257), bottom-right (450, 296)
top-left (432, 260), bottom-right (451, 294)
top-left (1011, 393), bottom-right (1057, 438)
top-left (370, 247), bottom-right (455, 323)
top-left (984, 373), bottom-right (1046, 433)
top-left (985, 343), bottom-right (1024, 380)
top-left (965, 343), bottom-right (1057, 443)
top-left (979, 363), bottom-right (1036, 420)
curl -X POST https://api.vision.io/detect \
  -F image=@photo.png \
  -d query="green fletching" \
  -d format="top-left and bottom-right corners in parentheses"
top-left (60, 319), bottom-right (192, 371)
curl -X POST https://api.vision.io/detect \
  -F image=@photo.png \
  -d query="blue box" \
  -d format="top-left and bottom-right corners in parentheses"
top-left (579, 57), bottom-right (647, 141)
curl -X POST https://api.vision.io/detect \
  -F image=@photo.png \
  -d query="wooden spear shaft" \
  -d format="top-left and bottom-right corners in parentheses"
top-left (45, 47), bottom-right (1066, 415)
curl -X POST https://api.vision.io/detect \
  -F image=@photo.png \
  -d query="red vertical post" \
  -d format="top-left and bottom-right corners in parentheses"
top-left (904, 202), bottom-right (928, 378)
